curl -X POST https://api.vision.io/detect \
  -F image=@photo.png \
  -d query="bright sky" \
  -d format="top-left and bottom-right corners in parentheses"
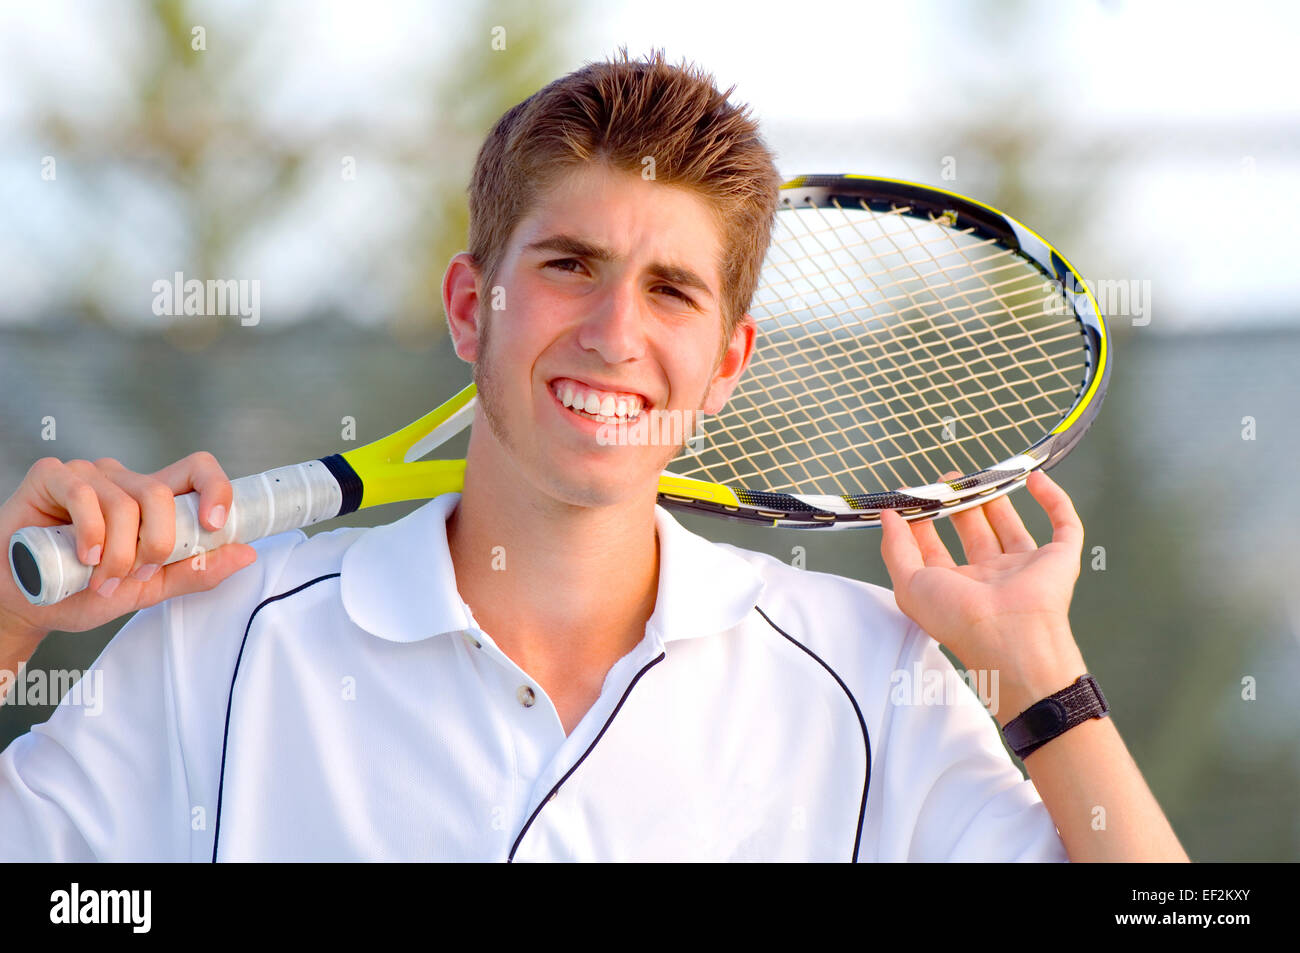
top-left (588, 0), bottom-right (1300, 122)
top-left (0, 0), bottom-right (1296, 330)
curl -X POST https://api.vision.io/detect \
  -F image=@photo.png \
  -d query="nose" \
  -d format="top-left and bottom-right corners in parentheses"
top-left (576, 275), bottom-right (647, 365)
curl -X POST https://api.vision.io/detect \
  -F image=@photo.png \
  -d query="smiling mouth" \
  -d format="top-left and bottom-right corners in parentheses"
top-left (548, 377), bottom-right (650, 425)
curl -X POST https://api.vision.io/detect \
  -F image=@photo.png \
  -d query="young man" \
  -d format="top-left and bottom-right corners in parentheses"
top-left (0, 52), bottom-right (1187, 861)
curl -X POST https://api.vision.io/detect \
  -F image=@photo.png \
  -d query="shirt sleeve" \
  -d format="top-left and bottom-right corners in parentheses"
top-left (0, 528), bottom-right (314, 862)
top-left (873, 624), bottom-right (1070, 862)
top-left (0, 601), bottom-right (193, 861)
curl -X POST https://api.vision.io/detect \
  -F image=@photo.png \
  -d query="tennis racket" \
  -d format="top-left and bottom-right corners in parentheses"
top-left (10, 174), bottom-right (1109, 607)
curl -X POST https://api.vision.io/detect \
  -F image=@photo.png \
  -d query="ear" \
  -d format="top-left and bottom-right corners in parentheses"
top-left (443, 252), bottom-right (484, 363)
top-left (701, 314), bottom-right (757, 415)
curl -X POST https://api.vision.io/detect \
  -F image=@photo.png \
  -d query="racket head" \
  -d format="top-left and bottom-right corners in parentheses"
top-left (655, 174), bottom-right (1110, 528)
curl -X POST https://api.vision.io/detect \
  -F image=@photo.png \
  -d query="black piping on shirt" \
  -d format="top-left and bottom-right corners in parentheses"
top-left (509, 606), bottom-right (872, 862)
top-left (507, 652), bottom-right (667, 861)
top-left (754, 605), bottom-right (872, 863)
top-left (211, 591), bottom-right (871, 862)
top-left (211, 572), bottom-right (342, 863)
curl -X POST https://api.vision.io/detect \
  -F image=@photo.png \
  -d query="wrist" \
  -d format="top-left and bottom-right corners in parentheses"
top-left (1000, 673), bottom-right (1111, 759)
top-left (0, 602), bottom-right (48, 659)
top-left (993, 632), bottom-right (1088, 728)
top-left (997, 669), bottom-right (1087, 728)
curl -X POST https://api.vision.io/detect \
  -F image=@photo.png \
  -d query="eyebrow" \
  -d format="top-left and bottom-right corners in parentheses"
top-left (522, 233), bottom-right (716, 301)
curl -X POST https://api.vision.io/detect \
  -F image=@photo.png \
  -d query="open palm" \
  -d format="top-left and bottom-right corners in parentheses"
top-left (879, 469), bottom-right (1085, 677)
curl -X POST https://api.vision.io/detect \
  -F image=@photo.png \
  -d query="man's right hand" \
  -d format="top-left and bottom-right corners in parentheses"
top-left (0, 453), bottom-right (258, 646)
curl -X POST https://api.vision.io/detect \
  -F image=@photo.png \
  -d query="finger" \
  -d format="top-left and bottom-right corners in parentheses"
top-left (932, 467), bottom-right (1003, 563)
top-left (981, 492), bottom-right (1037, 554)
top-left (25, 458), bottom-right (107, 568)
top-left (65, 461), bottom-right (140, 598)
top-left (1027, 470), bottom-right (1084, 552)
top-left (151, 451), bottom-right (232, 532)
top-left (98, 465), bottom-right (178, 581)
top-left (879, 509), bottom-right (925, 592)
top-left (153, 542), bottom-right (258, 602)
top-left (948, 503), bottom-right (1004, 564)
top-left (908, 517), bottom-right (957, 569)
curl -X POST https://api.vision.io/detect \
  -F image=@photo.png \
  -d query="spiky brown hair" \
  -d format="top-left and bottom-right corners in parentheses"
top-left (467, 48), bottom-right (781, 348)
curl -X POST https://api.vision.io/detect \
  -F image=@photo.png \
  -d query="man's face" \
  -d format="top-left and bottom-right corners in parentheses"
top-left (455, 161), bottom-right (753, 510)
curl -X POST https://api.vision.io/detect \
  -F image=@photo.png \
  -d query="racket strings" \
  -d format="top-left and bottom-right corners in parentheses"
top-left (797, 200), bottom-right (1030, 473)
top-left (830, 200), bottom-right (1074, 470)
top-left (699, 374), bottom-right (1080, 477)
top-left (919, 207), bottom-right (1083, 421)
top-left (672, 195), bottom-right (1088, 495)
top-left (731, 229), bottom-right (1047, 486)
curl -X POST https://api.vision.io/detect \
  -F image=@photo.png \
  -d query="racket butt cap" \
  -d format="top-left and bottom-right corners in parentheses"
top-left (9, 537), bottom-right (42, 600)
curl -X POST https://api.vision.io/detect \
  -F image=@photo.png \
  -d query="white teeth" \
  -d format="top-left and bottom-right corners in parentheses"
top-left (552, 380), bottom-right (646, 420)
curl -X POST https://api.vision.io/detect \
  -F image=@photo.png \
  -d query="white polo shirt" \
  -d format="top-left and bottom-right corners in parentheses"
top-left (0, 492), bottom-right (1068, 862)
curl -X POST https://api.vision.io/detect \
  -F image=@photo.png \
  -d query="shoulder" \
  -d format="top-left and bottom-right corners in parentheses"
top-left (170, 523), bottom-right (364, 635)
top-left (719, 541), bottom-right (916, 645)
top-left (714, 540), bottom-right (924, 693)
top-left (107, 524), bottom-right (369, 706)
top-left (713, 541), bottom-right (1062, 861)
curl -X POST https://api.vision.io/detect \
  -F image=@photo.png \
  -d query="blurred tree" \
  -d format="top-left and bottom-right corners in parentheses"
top-left (20, 0), bottom-right (577, 346)
top-left (914, 0), bottom-right (1128, 264)
top-left (393, 0), bottom-right (582, 346)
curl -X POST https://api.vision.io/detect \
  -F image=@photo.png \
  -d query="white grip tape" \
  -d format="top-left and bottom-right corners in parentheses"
top-left (8, 459), bottom-right (344, 607)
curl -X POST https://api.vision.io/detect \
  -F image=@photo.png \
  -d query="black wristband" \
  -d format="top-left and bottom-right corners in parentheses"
top-left (1001, 674), bottom-right (1110, 760)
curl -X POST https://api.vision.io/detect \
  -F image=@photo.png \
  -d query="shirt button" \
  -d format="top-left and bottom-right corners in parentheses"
top-left (517, 685), bottom-right (536, 708)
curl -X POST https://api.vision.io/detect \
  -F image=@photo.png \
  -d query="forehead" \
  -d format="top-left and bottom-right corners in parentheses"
top-left (512, 163), bottom-right (725, 283)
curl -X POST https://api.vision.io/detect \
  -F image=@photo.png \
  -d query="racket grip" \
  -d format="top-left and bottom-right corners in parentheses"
top-left (8, 459), bottom-right (346, 608)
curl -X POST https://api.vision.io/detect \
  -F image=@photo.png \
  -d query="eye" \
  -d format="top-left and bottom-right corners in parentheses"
top-left (544, 258), bottom-right (585, 274)
top-left (655, 285), bottom-right (696, 307)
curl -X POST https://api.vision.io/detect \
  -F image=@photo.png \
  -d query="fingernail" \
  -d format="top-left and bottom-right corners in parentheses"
top-left (131, 563), bottom-right (159, 582)
top-left (209, 504), bottom-right (227, 529)
top-left (97, 577), bottom-right (121, 598)
top-left (86, 544), bottom-right (102, 566)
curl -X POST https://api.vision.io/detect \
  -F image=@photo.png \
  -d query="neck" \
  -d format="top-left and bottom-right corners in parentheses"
top-left (445, 436), bottom-right (661, 680)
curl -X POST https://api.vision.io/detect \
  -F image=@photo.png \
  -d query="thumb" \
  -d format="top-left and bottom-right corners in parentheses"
top-left (152, 543), bottom-right (258, 603)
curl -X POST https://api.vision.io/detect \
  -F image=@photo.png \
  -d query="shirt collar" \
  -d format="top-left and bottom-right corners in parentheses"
top-left (340, 493), bottom-right (765, 645)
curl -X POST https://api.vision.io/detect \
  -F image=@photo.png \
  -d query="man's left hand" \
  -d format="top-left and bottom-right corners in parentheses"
top-left (878, 469), bottom-right (1090, 724)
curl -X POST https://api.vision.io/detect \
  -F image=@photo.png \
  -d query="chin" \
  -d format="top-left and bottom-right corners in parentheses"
top-left (539, 467), bottom-right (655, 511)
